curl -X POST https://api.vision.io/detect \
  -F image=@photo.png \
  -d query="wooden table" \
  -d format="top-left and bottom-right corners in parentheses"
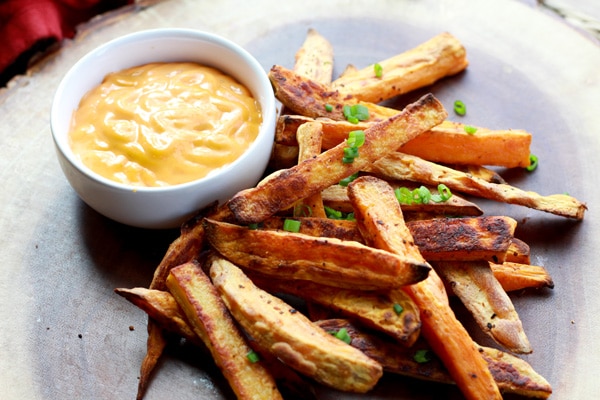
top-left (1, 0), bottom-right (599, 399)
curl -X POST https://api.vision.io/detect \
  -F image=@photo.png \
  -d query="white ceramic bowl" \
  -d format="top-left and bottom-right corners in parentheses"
top-left (51, 28), bottom-right (276, 229)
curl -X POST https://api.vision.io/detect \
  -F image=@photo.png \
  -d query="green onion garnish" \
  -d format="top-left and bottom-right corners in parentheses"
top-left (431, 184), bottom-right (453, 203)
top-left (283, 219), bottom-right (301, 232)
top-left (324, 206), bottom-right (343, 219)
top-left (393, 303), bottom-right (404, 315)
top-left (395, 184), bottom-right (452, 205)
top-left (526, 154), bottom-right (538, 172)
top-left (332, 328), bottom-right (352, 344)
top-left (464, 125), bottom-right (477, 134)
top-left (347, 130), bottom-right (366, 148)
top-left (324, 206), bottom-right (355, 221)
top-left (339, 172), bottom-right (359, 187)
top-left (342, 130), bottom-right (366, 164)
top-left (453, 100), bottom-right (466, 116)
top-left (343, 104), bottom-right (370, 124)
top-left (413, 349), bottom-right (432, 363)
top-left (246, 350), bottom-right (260, 363)
top-left (325, 103), bottom-right (333, 112)
top-left (374, 63), bottom-right (383, 78)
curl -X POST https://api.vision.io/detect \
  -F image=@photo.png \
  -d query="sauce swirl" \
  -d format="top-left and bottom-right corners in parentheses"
top-left (69, 62), bottom-right (262, 187)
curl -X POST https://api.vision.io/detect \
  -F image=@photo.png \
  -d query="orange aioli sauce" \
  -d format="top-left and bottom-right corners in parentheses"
top-left (68, 62), bottom-right (262, 187)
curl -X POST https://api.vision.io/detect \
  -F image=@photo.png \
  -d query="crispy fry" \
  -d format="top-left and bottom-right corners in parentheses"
top-left (166, 261), bottom-right (283, 400)
top-left (491, 262), bottom-right (554, 292)
top-left (114, 287), bottom-right (197, 342)
top-left (277, 116), bottom-right (529, 170)
top-left (118, 288), bottom-right (319, 399)
top-left (293, 121), bottom-right (326, 218)
top-left (209, 256), bottom-right (383, 393)
top-left (227, 93), bottom-right (447, 224)
top-left (276, 117), bottom-right (530, 168)
top-left (408, 216), bottom-right (516, 263)
top-left (399, 121), bottom-right (532, 168)
top-left (293, 28), bottom-right (334, 85)
top-left (371, 152), bottom-right (587, 220)
top-left (331, 32), bottom-right (468, 103)
top-left (268, 64), bottom-right (398, 121)
top-left (434, 260), bottom-right (532, 354)
top-left (249, 273), bottom-right (421, 346)
top-left (315, 319), bottom-right (552, 399)
top-left (136, 213), bottom-right (207, 400)
top-left (203, 218), bottom-right (430, 290)
top-left (259, 215), bottom-right (516, 263)
top-left (346, 176), bottom-right (502, 399)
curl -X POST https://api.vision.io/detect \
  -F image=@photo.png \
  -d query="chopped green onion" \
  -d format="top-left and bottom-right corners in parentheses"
top-left (431, 184), bottom-right (453, 203)
top-left (325, 103), bottom-right (333, 112)
top-left (396, 184), bottom-right (452, 205)
top-left (343, 146), bottom-right (359, 160)
top-left (339, 172), bottom-right (359, 187)
top-left (324, 206), bottom-right (343, 219)
top-left (526, 154), bottom-right (538, 172)
top-left (324, 206), bottom-right (354, 221)
top-left (346, 130), bottom-right (366, 148)
top-left (283, 219), bottom-right (301, 232)
top-left (464, 125), bottom-right (477, 134)
top-left (343, 104), bottom-right (370, 124)
top-left (393, 303), bottom-right (404, 315)
top-left (413, 349), bottom-right (432, 363)
top-left (246, 350), bottom-right (260, 363)
top-left (332, 328), bottom-right (352, 344)
top-left (453, 100), bottom-right (466, 116)
top-left (394, 187), bottom-right (414, 205)
top-left (342, 130), bottom-right (366, 164)
top-left (416, 186), bottom-right (431, 204)
top-left (374, 63), bottom-right (383, 78)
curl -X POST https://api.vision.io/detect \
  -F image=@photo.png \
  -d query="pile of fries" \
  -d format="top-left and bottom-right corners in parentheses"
top-left (115, 29), bottom-right (587, 400)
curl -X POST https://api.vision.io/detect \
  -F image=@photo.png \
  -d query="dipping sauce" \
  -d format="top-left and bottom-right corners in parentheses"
top-left (68, 62), bottom-right (262, 187)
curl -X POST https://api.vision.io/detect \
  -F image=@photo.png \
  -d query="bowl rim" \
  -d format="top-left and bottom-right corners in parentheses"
top-left (50, 27), bottom-right (276, 194)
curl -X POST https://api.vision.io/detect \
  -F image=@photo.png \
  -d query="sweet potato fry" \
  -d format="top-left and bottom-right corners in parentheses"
top-left (346, 176), bottom-right (502, 399)
top-left (408, 216), bottom-right (517, 263)
top-left (203, 218), bottom-right (430, 290)
top-left (398, 121), bottom-right (532, 168)
top-left (276, 117), bottom-right (530, 168)
top-left (315, 319), bottom-right (552, 399)
top-left (227, 93), bottom-right (447, 224)
top-left (166, 261), bottom-right (283, 400)
top-left (293, 121), bottom-right (326, 218)
top-left (269, 64), bottom-right (400, 121)
top-left (248, 273), bottom-right (421, 346)
top-left (331, 32), bottom-right (468, 103)
top-left (490, 262), bottom-right (554, 292)
top-left (434, 260), bottom-right (532, 354)
top-left (371, 152), bottom-right (587, 220)
top-left (114, 287), bottom-right (197, 343)
top-left (293, 28), bottom-right (334, 85)
top-left (209, 256), bottom-right (383, 393)
top-left (259, 215), bottom-right (516, 263)
top-left (136, 213), bottom-right (207, 400)
top-left (118, 288), bottom-right (319, 399)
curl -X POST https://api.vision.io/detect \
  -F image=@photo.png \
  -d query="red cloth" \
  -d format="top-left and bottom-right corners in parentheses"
top-left (0, 0), bottom-right (131, 80)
